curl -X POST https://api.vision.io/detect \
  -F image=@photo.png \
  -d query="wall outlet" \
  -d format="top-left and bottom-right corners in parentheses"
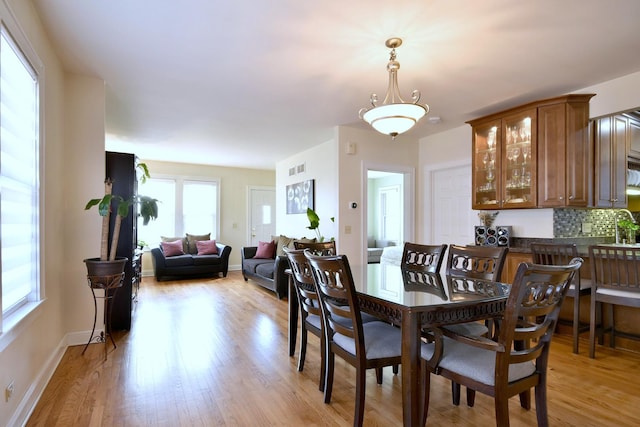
top-left (5, 381), bottom-right (14, 402)
top-left (582, 222), bottom-right (592, 234)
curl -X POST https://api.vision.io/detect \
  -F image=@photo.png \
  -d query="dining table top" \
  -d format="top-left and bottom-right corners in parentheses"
top-left (361, 262), bottom-right (510, 313)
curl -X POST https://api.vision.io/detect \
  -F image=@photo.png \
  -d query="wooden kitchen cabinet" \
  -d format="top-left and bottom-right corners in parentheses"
top-left (537, 95), bottom-right (593, 207)
top-left (471, 109), bottom-right (537, 209)
top-left (593, 114), bottom-right (628, 208)
top-left (625, 112), bottom-right (640, 161)
top-left (503, 252), bottom-right (532, 284)
top-left (469, 94), bottom-right (594, 209)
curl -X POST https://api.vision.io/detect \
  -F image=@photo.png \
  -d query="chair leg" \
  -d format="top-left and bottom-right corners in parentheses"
top-left (534, 384), bottom-right (550, 427)
top-left (451, 381), bottom-right (461, 406)
top-left (589, 297), bottom-right (597, 358)
top-left (421, 360), bottom-right (431, 427)
top-left (519, 390), bottom-right (531, 410)
top-left (298, 326), bottom-right (307, 372)
top-left (608, 304), bottom-right (615, 348)
top-left (466, 387), bottom-right (476, 407)
top-left (393, 364), bottom-right (399, 375)
top-left (319, 331), bottom-right (326, 392)
top-left (354, 366), bottom-right (367, 427)
top-left (324, 351), bottom-right (335, 404)
top-left (495, 397), bottom-right (511, 427)
top-left (375, 367), bottom-right (383, 385)
top-left (572, 293), bottom-right (580, 354)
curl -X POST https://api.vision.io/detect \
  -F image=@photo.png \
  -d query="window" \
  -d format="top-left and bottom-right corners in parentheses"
top-left (137, 176), bottom-right (219, 247)
top-left (1, 26), bottom-right (41, 327)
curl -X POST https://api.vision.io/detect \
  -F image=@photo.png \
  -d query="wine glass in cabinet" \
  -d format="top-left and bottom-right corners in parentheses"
top-left (472, 120), bottom-right (501, 209)
top-left (501, 111), bottom-right (536, 208)
top-left (471, 109), bottom-right (537, 209)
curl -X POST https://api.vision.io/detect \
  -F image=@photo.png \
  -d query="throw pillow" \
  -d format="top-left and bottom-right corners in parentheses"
top-left (196, 239), bottom-right (218, 255)
top-left (254, 240), bottom-right (276, 259)
top-left (161, 239), bottom-right (185, 257)
top-left (276, 235), bottom-right (295, 257)
top-left (161, 235), bottom-right (188, 253)
top-left (186, 233), bottom-right (211, 254)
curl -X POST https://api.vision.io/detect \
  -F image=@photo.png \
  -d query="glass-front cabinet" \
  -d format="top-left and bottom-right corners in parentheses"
top-left (472, 109), bottom-right (536, 209)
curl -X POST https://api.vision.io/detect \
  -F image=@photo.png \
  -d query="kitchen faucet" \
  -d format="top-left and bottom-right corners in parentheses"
top-left (615, 209), bottom-right (637, 244)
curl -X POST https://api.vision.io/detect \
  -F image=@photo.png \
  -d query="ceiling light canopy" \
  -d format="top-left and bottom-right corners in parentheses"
top-left (359, 38), bottom-right (429, 139)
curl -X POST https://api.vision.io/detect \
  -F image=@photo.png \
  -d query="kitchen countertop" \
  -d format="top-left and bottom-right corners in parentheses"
top-left (507, 237), bottom-right (617, 257)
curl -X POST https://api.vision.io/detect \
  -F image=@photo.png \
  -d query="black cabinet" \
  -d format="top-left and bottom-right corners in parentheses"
top-left (106, 151), bottom-right (138, 330)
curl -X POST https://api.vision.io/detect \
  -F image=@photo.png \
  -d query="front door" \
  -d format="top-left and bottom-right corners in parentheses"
top-left (249, 186), bottom-right (276, 246)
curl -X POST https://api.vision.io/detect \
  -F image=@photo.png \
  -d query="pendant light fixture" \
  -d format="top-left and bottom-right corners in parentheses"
top-left (359, 37), bottom-right (429, 139)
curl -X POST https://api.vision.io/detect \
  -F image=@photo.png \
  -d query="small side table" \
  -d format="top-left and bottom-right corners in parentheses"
top-left (82, 272), bottom-right (125, 360)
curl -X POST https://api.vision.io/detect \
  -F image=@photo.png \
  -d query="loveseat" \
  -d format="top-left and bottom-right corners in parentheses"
top-left (151, 234), bottom-right (231, 281)
top-left (241, 235), bottom-right (316, 299)
top-left (367, 238), bottom-right (396, 263)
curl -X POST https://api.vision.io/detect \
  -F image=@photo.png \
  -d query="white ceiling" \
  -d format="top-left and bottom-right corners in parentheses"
top-left (32, 0), bottom-right (640, 170)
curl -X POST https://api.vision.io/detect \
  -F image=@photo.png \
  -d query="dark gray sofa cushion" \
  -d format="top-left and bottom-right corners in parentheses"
top-left (164, 254), bottom-right (195, 267)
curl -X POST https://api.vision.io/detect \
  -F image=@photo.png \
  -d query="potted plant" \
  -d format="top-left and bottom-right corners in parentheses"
top-left (306, 207), bottom-right (335, 242)
top-left (617, 219), bottom-right (639, 244)
top-left (83, 163), bottom-right (157, 286)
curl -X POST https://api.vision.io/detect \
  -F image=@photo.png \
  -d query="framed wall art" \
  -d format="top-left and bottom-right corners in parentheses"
top-left (286, 179), bottom-right (314, 214)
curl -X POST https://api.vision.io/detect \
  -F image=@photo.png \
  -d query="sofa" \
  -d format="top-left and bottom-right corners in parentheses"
top-left (367, 238), bottom-right (396, 263)
top-left (151, 234), bottom-right (232, 281)
top-left (241, 235), bottom-right (316, 299)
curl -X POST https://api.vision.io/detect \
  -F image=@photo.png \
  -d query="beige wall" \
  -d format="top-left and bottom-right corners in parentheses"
top-left (275, 137), bottom-right (339, 245)
top-left (0, 1), bottom-right (85, 425)
top-left (141, 160), bottom-right (275, 272)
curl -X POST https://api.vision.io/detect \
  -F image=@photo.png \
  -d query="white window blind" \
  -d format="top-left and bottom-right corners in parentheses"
top-left (1, 28), bottom-right (40, 316)
top-left (183, 180), bottom-right (217, 239)
top-left (137, 178), bottom-right (176, 246)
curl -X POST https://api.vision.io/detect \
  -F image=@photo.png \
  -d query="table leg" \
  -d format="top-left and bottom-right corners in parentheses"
top-left (288, 276), bottom-right (299, 357)
top-left (401, 311), bottom-right (422, 427)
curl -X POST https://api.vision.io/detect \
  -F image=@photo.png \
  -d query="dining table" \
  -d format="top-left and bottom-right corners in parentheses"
top-left (287, 262), bottom-right (511, 427)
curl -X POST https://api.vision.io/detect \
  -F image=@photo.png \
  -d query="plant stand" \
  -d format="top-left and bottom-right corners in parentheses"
top-left (82, 273), bottom-right (125, 360)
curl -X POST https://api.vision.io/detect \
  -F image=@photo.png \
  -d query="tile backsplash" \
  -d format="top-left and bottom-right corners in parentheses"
top-left (553, 208), bottom-right (640, 238)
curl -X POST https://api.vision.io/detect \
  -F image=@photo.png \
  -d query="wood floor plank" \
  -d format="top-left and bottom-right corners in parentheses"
top-left (26, 271), bottom-right (640, 426)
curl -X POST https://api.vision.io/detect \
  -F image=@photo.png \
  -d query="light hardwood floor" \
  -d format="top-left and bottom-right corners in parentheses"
top-left (27, 271), bottom-right (640, 426)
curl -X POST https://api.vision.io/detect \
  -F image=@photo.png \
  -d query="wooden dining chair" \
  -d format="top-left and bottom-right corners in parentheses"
top-left (588, 245), bottom-right (640, 359)
top-left (421, 258), bottom-right (583, 427)
top-left (442, 244), bottom-right (509, 405)
top-left (293, 240), bottom-right (336, 255)
top-left (530, 243), bottom-right (590, 354)
top-left (305, 252), bottom-right (402, 427)
top-left (401, 243), bottom-right (448, 273)
top-left (283, 247), bottom-right (327, 391)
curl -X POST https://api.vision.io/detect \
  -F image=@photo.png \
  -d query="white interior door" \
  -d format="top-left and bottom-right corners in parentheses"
top-left (249, 186), bottom-right (276, 246)
top-left (430, 164), bottom-right (475, 245)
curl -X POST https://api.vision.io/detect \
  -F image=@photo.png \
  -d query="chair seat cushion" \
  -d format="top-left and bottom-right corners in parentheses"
top-left (421, 337), bottom-right (536, 386)
top-left (333, 321), bottom-right (401, 359)
top-left (306, 312), bottom-right (379, 330)
top-left (596, 288), bottom-right (640, 299)
top-left (442, 322), bottom-right (489, 337)
top-left (306, 313), bottom-right (322, 329)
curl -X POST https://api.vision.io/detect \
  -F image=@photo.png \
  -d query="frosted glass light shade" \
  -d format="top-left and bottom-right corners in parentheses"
top-left (362, 103), bottom-right (428, 137)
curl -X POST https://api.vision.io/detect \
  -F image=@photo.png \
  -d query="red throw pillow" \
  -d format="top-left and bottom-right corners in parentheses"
top-left (196, 239), bottom-right (218, 255)
top-left (254, 240), bottom-right (275, 259)
top-left (161, 239), bottom-right (185, 257)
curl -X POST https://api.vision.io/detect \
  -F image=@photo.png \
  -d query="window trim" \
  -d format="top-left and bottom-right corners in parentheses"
top-left (137, 174), bottom-right (221, 245)
top-left (0, 1), bottom-right (46, 347)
